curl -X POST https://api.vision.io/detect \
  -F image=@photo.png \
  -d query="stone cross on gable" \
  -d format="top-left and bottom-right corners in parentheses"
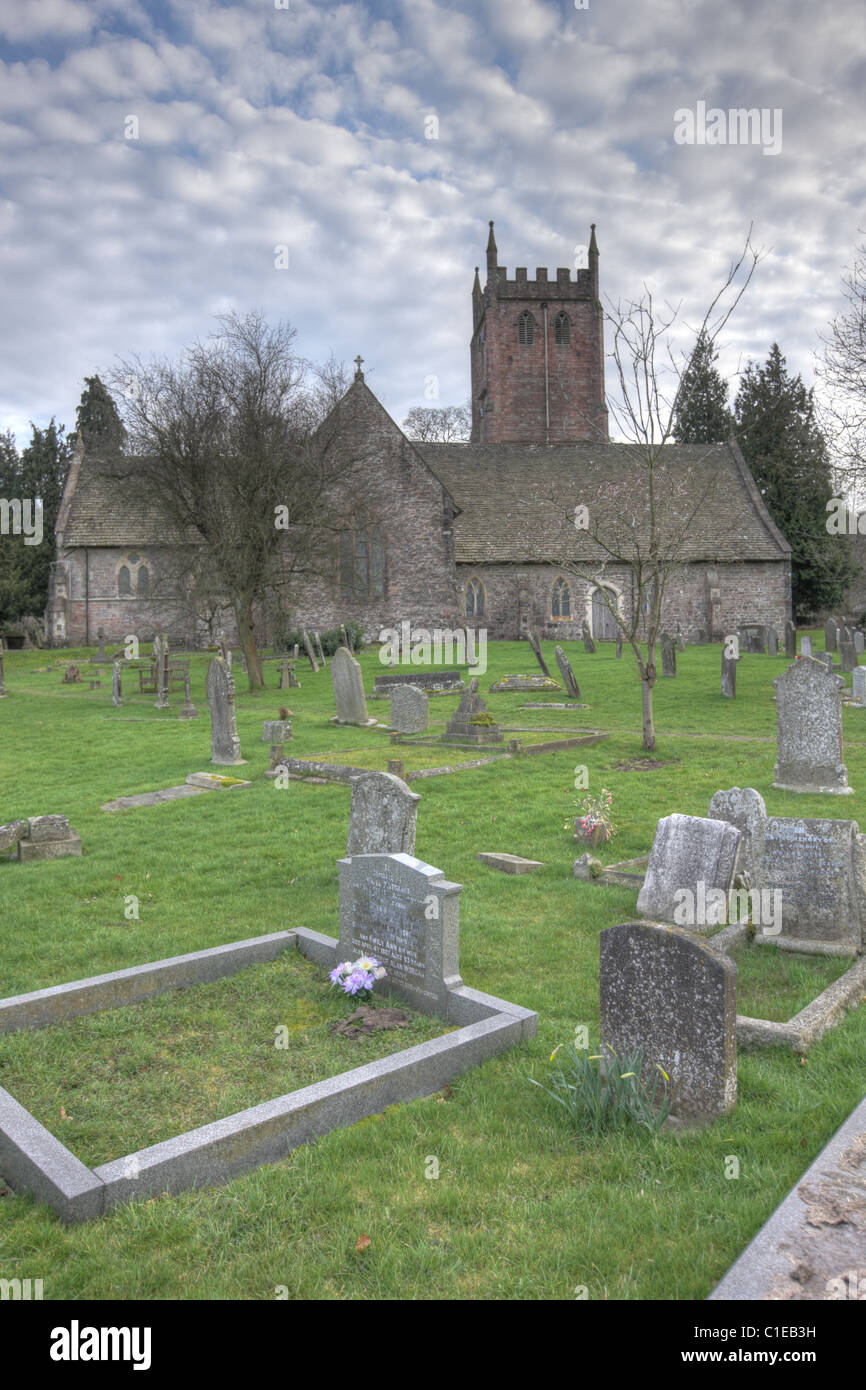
top-left (354, 355), bottom-right (365, 382)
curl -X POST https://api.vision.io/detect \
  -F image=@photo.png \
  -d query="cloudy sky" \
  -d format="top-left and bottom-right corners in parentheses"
top-left (1, 0), bottom-right (864, 446)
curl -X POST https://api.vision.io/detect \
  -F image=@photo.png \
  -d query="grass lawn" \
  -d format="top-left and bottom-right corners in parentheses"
top-left (0, 632), bottom-right (864, 1301)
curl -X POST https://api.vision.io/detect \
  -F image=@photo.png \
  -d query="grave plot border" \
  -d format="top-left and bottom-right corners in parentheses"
top-left (0, 930), bottom-right (536, 1224)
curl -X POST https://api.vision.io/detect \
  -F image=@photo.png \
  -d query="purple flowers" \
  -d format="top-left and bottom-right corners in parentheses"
top-left (329, 956), bottom-right (387, 999)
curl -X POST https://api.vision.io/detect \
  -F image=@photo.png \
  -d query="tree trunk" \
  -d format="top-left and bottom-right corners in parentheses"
top-left (235, 599), bottom-right (264, 690)
top-left (641, 676), bottom-right (656, 752)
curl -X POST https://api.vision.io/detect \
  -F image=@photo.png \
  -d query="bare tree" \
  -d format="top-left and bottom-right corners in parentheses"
top-left (816, 239), bottom-right (866, 501)
top-left (108, 312), bottom-right (362, 689)
top-left (403, 404), bottom-right (471, 442)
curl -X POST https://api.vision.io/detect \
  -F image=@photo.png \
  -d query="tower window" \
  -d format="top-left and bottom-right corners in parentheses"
top-left (517, 310), bottom-right (535, 346)
top-left (551, 576), bottom-right (571, 619)
top-left (465, 577), bottom-right (485, 618)
top-left (554, 312), bottom-right (571, 346)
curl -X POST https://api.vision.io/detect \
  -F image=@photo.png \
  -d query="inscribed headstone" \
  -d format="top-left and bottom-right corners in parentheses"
top-left (330, 646), bottom-right (375, 726)
top-left (389, 684), bottom-right (428, 734)
top-left (346, 771), bottom-right (421, 857)
top-left (825, 619), bottom-right (838, 653)
top-left (772, 657), bottom-right (850, 794)
top-left (206, 656), bottom-right (244, 765)
top-left (853, 667), bottom-right (866, 707)
top-left (599, 923), bottom-right (737, 1119)
top-left (784, 621), bottom-right (796, 658)
top-left (636, 814), bottom-right (741, 924)
top-left (759, 817), bottom-right (864, 949)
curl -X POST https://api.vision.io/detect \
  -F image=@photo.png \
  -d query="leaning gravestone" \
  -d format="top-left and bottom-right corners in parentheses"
top-left (389, 684), bottom-right (428, 734)
top-left (346, 771), bottom-right (421, 857)
top-left (554, 645), bottom-right (580, 699)
top-left (314, 631), bottom-right (325, 666)
top-left (582, 620), bottom-right (596, 654)
top-left (526, 626), bottom-right (551, 678)
top-left (800, 635), bottom-right (812, 656)
top-left (337, 852), bottom-right (462, 1014)
top-left (599, 922), bottom-right (737, 1119)
top-left (853, 667), bottom-right (866, 707)
top-left (825, 619), bottom-right (838, 653)
top-left (330, 646), bottom-right (376, 726)
top-left (707, 787), bottom-right (768, 890)
top-left (785, 620), bottom-right (796, 658)
top-left (206, 656), bottom-right (244, 765)
top-left (303, 630), bottom-right (319, 673)
top-left (111, 661), bottom-right (122, 707)
top-left (772, 657), bottom-right (850, 795)
top-left (721, 647), bottom-right (737, 699)
top-left (660, 632), bottom-right (676, 678)
top-left (636, 814), bottom-right (741, 926)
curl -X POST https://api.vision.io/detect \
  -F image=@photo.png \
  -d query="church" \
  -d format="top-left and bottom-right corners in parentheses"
top-left (47, 223), bottom-right (791, 649)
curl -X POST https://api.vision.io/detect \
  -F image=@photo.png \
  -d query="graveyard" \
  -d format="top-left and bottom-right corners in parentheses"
top-left (1, 634), bottom-right (865, 1299)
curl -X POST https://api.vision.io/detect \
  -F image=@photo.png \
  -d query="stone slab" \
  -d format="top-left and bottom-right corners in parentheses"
top-left (0, 1087), bottom-right (106, 1224)
top-left (476, 852), bottom-right (545, 874)
top-left (27, 814), bottom-right (72, 843)
top-left (488, 675), bottom-right (561, 693)
top-left (102, 786), bottom-right (210, 811)
top-left (18, 836), bottom-right (82, 862)
top-left (0, 821), bottom-right (27, 852)
top-left (185, 772), bottom-right (252, 790)
top-left (709, 1092), bottom-right (866, 1300)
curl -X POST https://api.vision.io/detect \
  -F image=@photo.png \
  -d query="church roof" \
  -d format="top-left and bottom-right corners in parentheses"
top-left (417, 439), bottom-right (791, 565)
top-left (58, 453), bottom-right (192, 548)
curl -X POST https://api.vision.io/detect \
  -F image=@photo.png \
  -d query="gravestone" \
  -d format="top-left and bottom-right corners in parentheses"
top-left (217, 629), bottom-right (230, 663)
top-left (660, 632), bottom-right (676, 678)
top-left (825, 619), bottom-right (838, 653)
top-left (707, 787), bottom-right (768, 890)
top-left (153, 634), bottom-right (169, 709)
top-left (279, 660), bottom-right (300, 690)
top-left (178, 669), bottom-right (199, 719)
top-left (0, 640), bottom-right (5, 697)
top-left (853, 667), bottom-right (866, 706)
top-left (554, 645), bottom-right (580, 698)
top-left (839, 628), bottom-right (857, 672)
top-left (765, 627), bottom-right (778, 656)
top-left (17, 814), bottom-right (83, 861)
top-left (442, 677), bottom-right (502, 744)
top-left (111, 662), bottom-right (122, 707)
top-left (293, 643), bottom-right (299, 660)
top-left (93, 626), bottom-right (109, 663)
top-left (488, 674), bottom-right (561, 692)
top-left (337, 852), bottom-right (462, 1013)
top-left (636, 814), bottom-right (741, 925)
top-left (346, 771), bottom-right (421, 857)
top-left (63, 664), bottom-right (81, 683)
top-left (772, 657), bottom-right (850, 794)
top-left (303, 630), bottom-right (319, 672)
top-left (314, 631), bottom-right (325, 666)
top-left (615, 631), bottom-right (622, 658)
top-left (599, 923), bottom-right (737, 1119)
top-left (268, 744), bottom-right (285, 771)
top-left (855, 631), bottom-right (865, 655)
top-left (815, 651), bottom-right (834, 670)
top-left (262, 718), bottom-right (291, 743)
top-left (341, 624), bottom-right (350, 650)
top-left (389, 684), bottom-right (428, 734)
top-left (206, 656), bottom-right (244, 765)
top-left (330, 646), bottom-right (376, 726)
top-left (800, 635), bottom-right (812, 656)
top-left (785, 621), bottom-right (796, 658)
top-left (721, 647), bottom-right (737, 698)
top-left (582, 620), bottom-right (596, 654)
top-left (374, 671), bottom-right (464, 696)
top-left (526, 626), bottom-right (551, 678)
top-left (0, 820), bottom-right (27, 852)
top-left (757, 816), bottom-right (864, 950)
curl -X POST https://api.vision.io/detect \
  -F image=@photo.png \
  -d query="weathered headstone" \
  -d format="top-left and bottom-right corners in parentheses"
top-left (268, 744), bottom-right (285, 771)
top-left (765, 627), bottom-right (778, 656)
top-left (111, 661), bottom-right (122, 707)
top-left (314, 631), bottom-right (325, 666)
top-left (206, 656), bottom-right (244, 765)
top-left (856, 630), bottom-right (865, 655)
top-left (615, 631), bottom-right (623, 659)
top-left (340, 624), bottom-right (350, 650)
top-left (153, 634), bottom-right (169, 709)
top-left (721, 647), bottom-right (737, 699)
top-left (784, 620), bottom-right (796, 658)
top-left (772, 657), bottom-right (850, 795)
top-left (582, 620), bottom-right (596, 654)
top-left (330, 646), bottom-right (376, 726)
top-left (600, 923), bottom-right (737, 1119)
top-left (292, 643), bottom-right (299, 660)
top-left (0, 640), bottom-right (5, 697)
top-left (279, 660), bottom-right (300, 690)
top-left (757, 816), bottom-right (864, 950)
top-left (800, 635), bottom-right (812, 656)
top-left (389, 684), bottom-right (428, 734)
top-left (442, 677), bottom-right (502, 744)
top-left (63, 664), bottom-right (81, 683)
top-left (707, 787), bottom-right (768, 890)
top-left (636, 814), bottom-right (741, 925)
top-left (488, 674), bottom-right (560, 692)
top-left (346, 771), bottom-right (421, 858)
top-left (839, 627), bottom-right (857, 672)
top-left (852, 667), bottom-right (866, 706)
top-left (217, 629), bottom-right (230, 663)
top-left (93, 626), bottom-right (108, 663)
top-left (262, 718), bottom-right (291, 743)
top-left (337, 851), bottom-right (462, 1013)
top-left (660, 632), bottom-right (676, 678)
top-left (825, 619), bottom-right (838, 653)
top-left (178, 668), bottom-right (199, 718)
top-left (526, 626), bottom-right (551, 678)
top-left (0, 820), bottom-right (27, 852)
top-left (303, 630), bottom-right (319, 673)
top-left (554, 645), bottom-right (580, 699)
top-left (17, 814), bottom-right (83, 861)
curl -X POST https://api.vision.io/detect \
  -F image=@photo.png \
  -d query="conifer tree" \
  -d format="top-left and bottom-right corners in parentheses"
top-left (71, 375), bottom-right (126, 454)
top-left (672, 330), bottom-right (732, 443)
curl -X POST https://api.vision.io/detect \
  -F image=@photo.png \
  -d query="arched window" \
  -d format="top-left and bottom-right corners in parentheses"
top-left (554, 311), bottom-right (570, 346)
top-left (465, 577), bottom-right (485, 618)
top-left (551, 577), bottom-right (571, 619)
top-left (340, 518), bottom-right (386, 600)
top-left (118, 566), bottom-right (131, 596)
top-left (517, 310), bottom-right (535, 346)
top-left (137, 566), bottom-right (150, 597)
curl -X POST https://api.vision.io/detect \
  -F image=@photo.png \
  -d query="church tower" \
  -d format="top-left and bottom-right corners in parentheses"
top-left (470, 222), bottom-right (608, 443)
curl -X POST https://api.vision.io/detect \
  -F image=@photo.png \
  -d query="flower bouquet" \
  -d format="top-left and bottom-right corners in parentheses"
top-left (329, 955), bottom-right (387, 1005)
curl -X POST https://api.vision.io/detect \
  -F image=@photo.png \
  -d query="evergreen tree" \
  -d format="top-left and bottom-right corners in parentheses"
top-left (672, 330), bottom-right (732, 442)
top-left (734, 344), bottom-right (855, 617)
top-left (0, 420), bottom-right (73, 621)
top-left (71, 375), bottom-right (126, 454)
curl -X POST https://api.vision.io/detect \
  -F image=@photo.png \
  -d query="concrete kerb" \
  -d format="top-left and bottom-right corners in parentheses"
top-left (0, 928), bottom-right (537, 1222)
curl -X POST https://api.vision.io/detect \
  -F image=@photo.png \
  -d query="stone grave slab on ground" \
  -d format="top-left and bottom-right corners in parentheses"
top-left (554, 645), bottom-right (580, 698)
top-left (636, 814), bottom-right (741, 926)
top-left (600, 922), bottom-right (737, 1119)
top-left (206, 656), bottom-right (245, 765)
top-left (330, 647), bottom-right (377, 727)
top-left (16, 815), bottom-right (82, 862)
top-left (389, 684), bottom-right (428, 734)
top-left (773, 657), bottom-right (850, 795)
top-left (476, 852), bottom-right (544, 874)
top-left (488, 674), bottom-right (561, 692)
top-left (372, 671), bottom-right (465, 698)
top-left (346, 771), bottom-right (420, 857)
